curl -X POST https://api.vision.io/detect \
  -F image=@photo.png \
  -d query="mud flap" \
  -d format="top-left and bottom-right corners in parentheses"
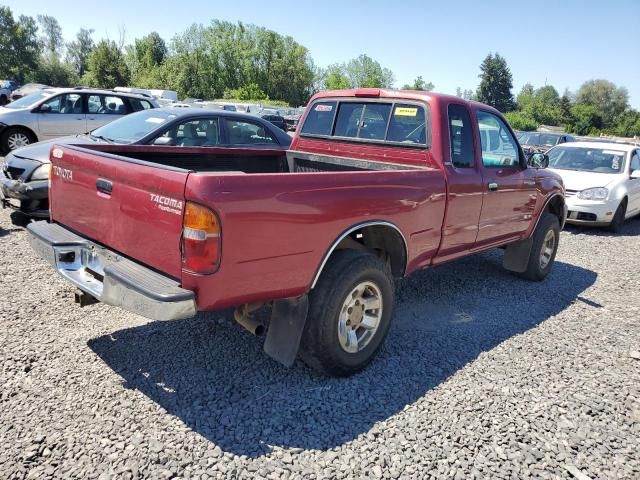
top-left (503, 237), bottom-right (534, 273)
top-left (264, 295), bottom-right (309, 367)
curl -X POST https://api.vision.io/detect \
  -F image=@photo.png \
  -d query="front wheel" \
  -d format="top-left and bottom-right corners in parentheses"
top-left (519, 212), bottom-right (560, 281)
top-left (1, 127), bottom-right (35, 154)
top-left (607, 200), bottom-right (627, 233)
top-left (300, 250), bottom-right (394, 376)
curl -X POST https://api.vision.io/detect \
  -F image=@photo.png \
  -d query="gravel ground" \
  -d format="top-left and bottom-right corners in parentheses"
top-left (1, 205), bottom-right (639, 479)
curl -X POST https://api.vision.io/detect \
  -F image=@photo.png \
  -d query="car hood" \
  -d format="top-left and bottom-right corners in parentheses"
top-left (0, 106), bottom-right (28, 117)
top-left (10, 135), bottom-right (95, 164)
top-left (548, 168), bottom-right (620, 191)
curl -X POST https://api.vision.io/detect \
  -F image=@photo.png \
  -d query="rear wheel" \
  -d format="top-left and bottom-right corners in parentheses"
top-left (0, 95), bottom-right (7, 106)
top-left (1, 127), bottom-right (35, 154)
top-left (607, 200), bottom-right (627, 233)
top-left (519, 212), bottom-right (560, 281)
top-left (300, 249), bottom-right (394, 376)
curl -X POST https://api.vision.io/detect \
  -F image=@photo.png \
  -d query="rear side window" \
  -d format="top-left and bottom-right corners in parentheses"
top-left (447, 104), bottom-right (474, 168)
top-left (129, 98), bottom-right (153, 112)
top-left (225, 119), bottom-right (277, 145)
top-left (301, 101), bottom-right (336, 135)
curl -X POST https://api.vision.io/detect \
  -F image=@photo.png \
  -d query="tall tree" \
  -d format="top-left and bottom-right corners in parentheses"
top-left (66, 28), bottom-right (95, 76)
top-left (82, 39), bottom-right (130, 89)
top-left (345, 54), bottom-right (394, 88)
top-left (37, 14), bottom-right (63, 59)
top-left (401, 76), bottom-right (434, 91)
top-left (135, 32), bottom-right (167, 69)
top-left (476, 53), bottom-right (515, 112)
top-left (575, 79), bottom-right (629, 126)
top-left (0, 7), bottom-right (40, 83)
top-left (322, 64), bottom-right (350, 90)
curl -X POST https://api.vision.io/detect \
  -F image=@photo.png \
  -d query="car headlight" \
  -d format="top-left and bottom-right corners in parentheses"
top-left (30, 163), bottom-right (51, 181)
top-left (577, 187), bottom-right (608, 201)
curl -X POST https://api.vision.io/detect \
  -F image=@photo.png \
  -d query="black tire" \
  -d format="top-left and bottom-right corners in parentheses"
top-left (607, 200), bottom-right (627, 233)
top-left (519, 212), bottom-right (560, 281)
top-left (0, 127), bottom-right (35, 154)
top-left (300, 249), bottom-right (395, 376)
top-left (0, 95), bottom-right (7, 106)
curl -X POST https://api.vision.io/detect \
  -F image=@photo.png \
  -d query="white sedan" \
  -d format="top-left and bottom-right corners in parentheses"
top-left (546, 141), bottom-right (640, 232)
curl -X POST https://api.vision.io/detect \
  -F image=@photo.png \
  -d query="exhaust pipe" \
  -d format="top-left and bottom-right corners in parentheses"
top-left (234, 303), bottom-right (265, 336)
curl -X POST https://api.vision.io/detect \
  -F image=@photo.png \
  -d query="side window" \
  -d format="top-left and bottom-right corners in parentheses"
top-left (129, 98), bottom-right (152, 112)
top-left (630, 151), bottom-right (640, 172)
top-left (42, 93), bottom-right (83, 114)
top-left (300, 101), bottom-right (336, 136)
top-left (225, 119), bottom-right (276, 145)
top-left (155, 118), bottom-right (220, 146)
top-left (387, 104), bottom-right (427, 145)
top-left (333, 102), bottom-right (391, 140)
top-left (447, 104), bottom-right (474, 168)
top-left (477, 111), bottom-right (520, 168)
top-left (88, 95), bottom-right (127, 115)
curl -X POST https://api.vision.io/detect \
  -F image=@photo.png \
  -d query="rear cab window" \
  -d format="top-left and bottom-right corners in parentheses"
top-left (300, 99), bottom-right (428, 147)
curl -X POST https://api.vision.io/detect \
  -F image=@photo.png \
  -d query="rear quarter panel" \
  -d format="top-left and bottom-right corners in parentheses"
top-left (183, 169), bottom-right (446, 310)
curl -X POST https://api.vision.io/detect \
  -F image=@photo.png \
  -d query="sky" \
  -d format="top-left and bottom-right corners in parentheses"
top-left (5, 0), bottom-right (640, 107)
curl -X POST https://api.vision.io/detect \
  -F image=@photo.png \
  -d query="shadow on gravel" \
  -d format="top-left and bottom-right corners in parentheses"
top-left (89, 251), bottom-right (596, 457)
top-left (0, 226), bottom-right (21, 238)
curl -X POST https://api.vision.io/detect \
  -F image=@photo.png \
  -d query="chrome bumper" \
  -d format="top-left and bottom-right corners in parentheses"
top-left (27, 221), bottom-right (197, 321)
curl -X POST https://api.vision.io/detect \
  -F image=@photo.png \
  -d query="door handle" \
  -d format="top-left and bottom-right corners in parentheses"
top-left (523, 179), bottom-right (536, 186)
top-left (488, 182), bottom-right (498, 192)
top-left (76, 117), bottom-right (84, 120)
top-left (96, 178), bottom-right (112, 195)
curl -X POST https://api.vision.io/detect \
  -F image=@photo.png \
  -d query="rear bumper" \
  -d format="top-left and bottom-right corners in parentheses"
top-left (27, 221), bottom-right (197, 321)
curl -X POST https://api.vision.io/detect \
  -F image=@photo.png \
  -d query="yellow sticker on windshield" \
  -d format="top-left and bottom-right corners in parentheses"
top-left (394, 107), bottom-right (418, 117)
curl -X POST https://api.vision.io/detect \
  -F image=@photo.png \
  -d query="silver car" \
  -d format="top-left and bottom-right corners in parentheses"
top-left (0, 87), bottom-right (159, 154)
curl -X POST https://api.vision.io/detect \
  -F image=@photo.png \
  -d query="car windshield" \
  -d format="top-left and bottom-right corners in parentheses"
top-left (548, 146), bottom-right (626, 173)
top-left (3, 92), bottom-right (51, 109)
top-left (538, 134), bottom-right (560, 146)
top-left (91, 109), bottom-right (177, 143)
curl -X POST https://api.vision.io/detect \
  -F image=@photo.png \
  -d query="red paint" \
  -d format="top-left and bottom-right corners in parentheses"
top-left (48, 90), bottom-right (563, 311)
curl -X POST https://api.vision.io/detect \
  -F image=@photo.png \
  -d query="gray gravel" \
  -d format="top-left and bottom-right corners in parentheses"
top-left (1, 205), bottom-right (639, 479)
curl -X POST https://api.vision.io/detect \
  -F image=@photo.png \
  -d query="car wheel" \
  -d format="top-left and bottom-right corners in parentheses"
top-left (0, 95), bottom-right (7, 106)
top-left (1, 127), bottom-right (35, 154)
top-left (519, 212), bottom-right (560, 281)
top-left (607, 200), bottom-right (627, 233)
top-left (299, 249), bottom-right (395, 376)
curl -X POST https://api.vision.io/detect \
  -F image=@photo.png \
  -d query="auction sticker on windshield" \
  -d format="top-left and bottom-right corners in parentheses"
top-left (315, 104), bottom-right (333, 112)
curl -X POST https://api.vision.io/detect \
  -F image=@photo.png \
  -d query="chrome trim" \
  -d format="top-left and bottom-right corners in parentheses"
top-left (310, 220), bottom-right (408, 289)
top-left (27, 221), bottom-right (196, 321)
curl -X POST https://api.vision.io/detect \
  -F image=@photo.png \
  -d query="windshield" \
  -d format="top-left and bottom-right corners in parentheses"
top-left (4, 92), bottom-right (50, 109)
top-left (548, 146), bottom-right (626, 173)
top-left (91, 109), bottom-right (176, 143)
top-left (538, 134), bottom-right (560, 146)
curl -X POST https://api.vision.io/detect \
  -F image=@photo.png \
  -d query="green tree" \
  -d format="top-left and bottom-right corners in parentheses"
top-left (476, 53), bottom-right (515, 112)
top-left (322, 64), bottom-right (350, 90)
top-left (505, 111), bottom-right (537, 131)
top-left (345, 54), bottom-right (394, 88)
top-left (575, 79), bottom-right (629, 126)
top-left (568, 104), bottom-right (602, 135)
top-left (610, 110), bottom-right (640, 137)
top-left (223, 83), bottom-right (268, 101)
top-left (401, 76), bottom-right (434, 91)
top-left (66, 28), bottom-right (95, 76)
top-left (82, 39), bottom-right (130, 89)
top-left (559, 90), bottom-right (573, 125)
top-left (0, 7), bottom-right (40, 83)
top-left (37, 14), bottom-right (63, 58)
top-left (455, 87), bottom-right (474, 100)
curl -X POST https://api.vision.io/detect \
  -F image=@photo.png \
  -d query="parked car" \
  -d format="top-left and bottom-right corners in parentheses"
top-left (260, 112), bottom-right (288, 131)
top-left (517, 131), bottom-right (576, 159)
top-left (546, 141), bottom-right (640, 232)
top-left (9, 83), bottom-right (50, 101)
top-left (26, 89), bottom-right (565, 376)
top-left (282, 108), bottom-right (305, 131)
top-left (0, 87), bottom-right (160, 154)
top-left (1, 80), bottom-right (18, 92)
top-left (0, 108), bottom-right (292, 218)
top-left (0, 84), bottom-right (10, 106)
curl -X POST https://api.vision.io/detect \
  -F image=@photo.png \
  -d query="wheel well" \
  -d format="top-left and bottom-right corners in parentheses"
top-left (3, 125), bottom-right (38, 141)
top-left (546, 195), bottom-right (565, 223)
top-left (314, 223), bottom-right (407, 287)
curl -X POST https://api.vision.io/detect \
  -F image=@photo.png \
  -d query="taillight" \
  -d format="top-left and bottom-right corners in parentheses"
top-left (182, 202), bottom-right (221, 274)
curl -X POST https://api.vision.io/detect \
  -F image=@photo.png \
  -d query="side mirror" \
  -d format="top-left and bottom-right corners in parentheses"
top-left (631, 170), bottom-right (640, 179)
top-left (152, 136), bottom-right (173, 146)
top-left (38, 104), bottom-right (52, 113)
top-left (528, 152), bottom-right (549, 169)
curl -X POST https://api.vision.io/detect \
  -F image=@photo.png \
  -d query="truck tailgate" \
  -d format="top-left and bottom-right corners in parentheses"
top-left (49, 145), bottom-right (188, 279)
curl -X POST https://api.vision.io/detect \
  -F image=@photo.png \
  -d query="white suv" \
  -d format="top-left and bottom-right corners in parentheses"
top-left (547, 141), bottom-right (640, 232)
top-left (0, 87), bottom-right (158, 154)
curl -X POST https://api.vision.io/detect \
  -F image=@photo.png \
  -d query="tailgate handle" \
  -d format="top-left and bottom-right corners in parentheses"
top-left (96, 178), bottom-right (113, 195)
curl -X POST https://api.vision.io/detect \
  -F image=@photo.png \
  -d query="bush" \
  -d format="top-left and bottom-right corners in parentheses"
top-left (223, 83), bottom-right (268, 101)
top-left (505, 111), bottom-right (537, 131)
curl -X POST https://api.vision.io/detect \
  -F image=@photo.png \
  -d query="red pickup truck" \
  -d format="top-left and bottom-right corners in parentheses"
top-left (27, 89), bottom-right (566, 376)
